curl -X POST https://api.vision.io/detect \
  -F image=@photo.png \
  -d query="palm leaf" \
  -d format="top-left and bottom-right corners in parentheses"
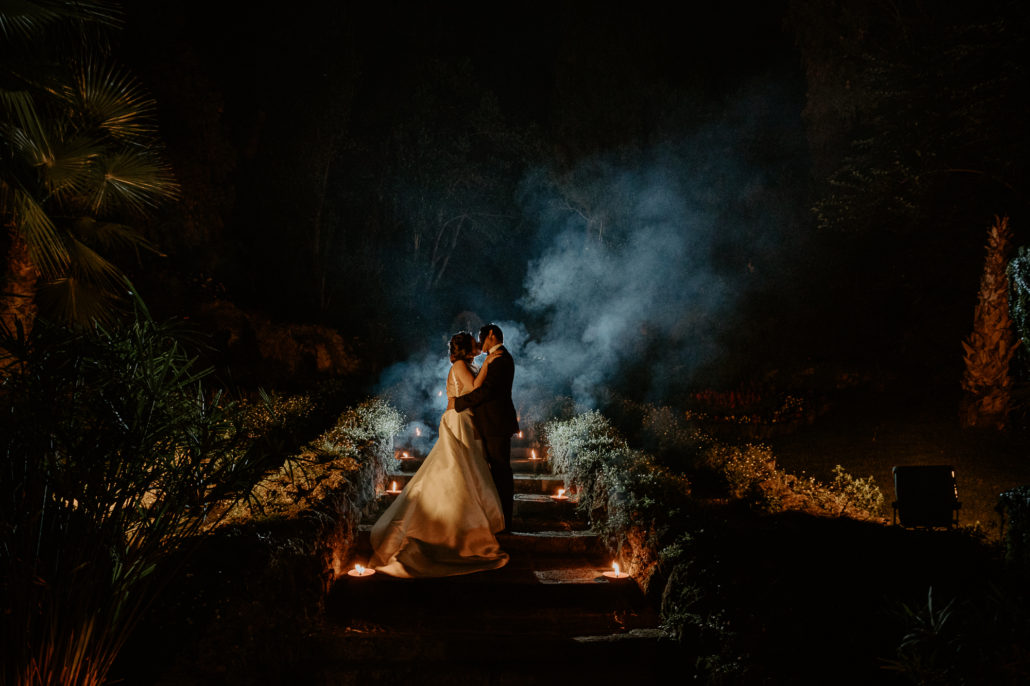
top-left (36, 235), bottom-right (127, 324)
top-left (37, 274), bottom-right (117, 324)
top-left (8, 182), bottom-right (69, 277)
top-left (0, 0), bottom-right (122, 42)
top-left (88, 148), bottom-right (178, 215)
top-left (67, 57), bottom-right (158, 144)
top-left (64, 233), bottom-right (123, 290)
top-left (70, 216), bottom-right (164, 256)
top-left (41, 132), bottom-right (104, 200)
top-left (0, 0), bottom-right (62, 41)
top-left (0, 86), bottom-right (47, 145)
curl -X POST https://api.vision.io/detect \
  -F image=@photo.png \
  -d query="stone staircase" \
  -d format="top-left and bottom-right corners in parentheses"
top-left (311, 437), bottom-right (679, 684)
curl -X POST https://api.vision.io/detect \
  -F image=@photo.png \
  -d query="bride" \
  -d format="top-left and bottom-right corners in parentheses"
top-left (369, 331), bottom-right (509, 578)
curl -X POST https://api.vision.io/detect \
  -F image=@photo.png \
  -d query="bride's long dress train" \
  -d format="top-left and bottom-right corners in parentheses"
top-left (369, 405), bottom-right (509, 578)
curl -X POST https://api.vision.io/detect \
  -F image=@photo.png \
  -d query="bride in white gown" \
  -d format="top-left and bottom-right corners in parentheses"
top-left (370, 331), bottom-right (509, 578)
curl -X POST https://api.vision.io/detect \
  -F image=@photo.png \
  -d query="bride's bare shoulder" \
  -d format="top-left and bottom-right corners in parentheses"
top-left (450, 360), bottom-right (475, 378)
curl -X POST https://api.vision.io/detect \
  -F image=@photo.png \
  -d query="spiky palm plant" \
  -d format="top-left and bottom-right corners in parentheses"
top-left (960, 216), bottom-right (1019, 429)
top-left (1, 0), bottom-right (178, 333)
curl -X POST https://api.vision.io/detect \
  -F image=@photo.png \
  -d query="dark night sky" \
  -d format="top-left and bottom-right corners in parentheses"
top-left (112, 1), bottom-right (1029, 402)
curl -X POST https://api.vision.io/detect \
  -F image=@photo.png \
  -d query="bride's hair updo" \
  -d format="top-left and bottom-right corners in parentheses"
top-left (448, 331), bottom-right (477, 363)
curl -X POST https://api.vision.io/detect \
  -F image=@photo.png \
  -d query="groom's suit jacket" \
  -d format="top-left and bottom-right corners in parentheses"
top-left (455, 346), bottom-right (519, 438)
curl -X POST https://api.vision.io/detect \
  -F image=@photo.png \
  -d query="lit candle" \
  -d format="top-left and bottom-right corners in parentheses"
top-left (602, 561), bottom-right (628, 579)
top-left (386, 481), bottom-right (401, 494)
top-left (530, 449), bottom-right (540, 460)
top-left (400, 451), bottom-right (412, 460)
top-left (347, 564), bottom-right (376, 577)
top-left (518, 431), bottom-right (523, 438)
top-left (550, 488), bottom-right (569, 501)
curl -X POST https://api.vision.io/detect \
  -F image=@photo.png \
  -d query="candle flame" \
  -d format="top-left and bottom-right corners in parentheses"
top-left (355, 564), bottom-right (365, 574)
top-left (531, 449), bottom-right (537, 459)
top-left (402, 451), bottom-right (410, 458)
top-left (518, 431), bottom-right (523, 438)
top-left (558, 488), bottom-right (565, 498)
top-left (613, 562), bottom-right (620, 576)
top-left (438, 390), bottom-right (443, 397)
top-left (391, 481), bottom-right (398, 491)
top-left (415, 427), bottom-right (422, 436)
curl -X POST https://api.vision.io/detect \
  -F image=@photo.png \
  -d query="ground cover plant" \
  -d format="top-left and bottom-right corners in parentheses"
top-left (0, 310), bottom-right (268, 685)
top-left (542, 401), bottom-right (1029, 684)
top-left (111, 395), bottom-right (404, 684)
top-left (0, 304), bottom-right (402, 686)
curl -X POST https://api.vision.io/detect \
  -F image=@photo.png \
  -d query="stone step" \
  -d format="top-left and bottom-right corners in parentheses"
top-left (363, 493), bottom-right (587, 530)
top-left (380, 472), bottom-right (566, 496)
top-left (392, 454), bottom-right (554, 475)
top-left (327, 556), bottom-right (649, 624)
top-left (354, 525), bottom-right (602, 557)
top-left (510, 445), bottom-right (545, 460)
top-left (310, 625), bottom-right (679, 685)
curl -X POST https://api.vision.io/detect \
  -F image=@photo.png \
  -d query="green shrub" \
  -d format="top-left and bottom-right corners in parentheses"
top-left (232, 396), bottom-right (404, 523)
top-left (542, 410), bottom-right (691, 584)
top-left (0, 313), bottom-right (272, 686)
top-left (998, 485), bottom-right (1030, 571)
top-left (883, 584), bottom-right (1030, 685)
top-left (659, 530), bottom-right (749, 684)
top-left (701, 442), bottom-right (885, 520)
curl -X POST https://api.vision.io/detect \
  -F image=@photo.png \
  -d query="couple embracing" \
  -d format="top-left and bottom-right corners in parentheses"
top-left (369, 324), bottom-right (518, 578)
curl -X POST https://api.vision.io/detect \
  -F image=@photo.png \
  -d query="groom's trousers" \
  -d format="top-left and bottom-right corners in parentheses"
top-left (483, 436), bottom-right (514, 531)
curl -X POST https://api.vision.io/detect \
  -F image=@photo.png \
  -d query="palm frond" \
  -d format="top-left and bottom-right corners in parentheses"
top-left (0, 0), bottom-right (123, 43)
top-left (34, 234), bottom-right (128, 324)
top-left (0, 0), bottom-right (63, 42)
top-left (64, 233), bottom-right (124, 287)
top-left (8, 183), bottom-right (69, 278)
top-left (41, 132), bottom-right (105, 200)
top-left (37, 274), bottom-right (119, 325)
top-left (0, 86), bottom-right (47, 144)
top-left (2, 122), bottom-right (49, 166)
top-left (70, 216), bottom-right (164, 256)
top-left (89, 148), bottom-right (179, 215)
top-left (68, 57), bottom-right (158, 144)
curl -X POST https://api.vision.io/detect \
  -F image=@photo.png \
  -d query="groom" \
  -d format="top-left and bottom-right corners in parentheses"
top-left (449, 323), bottom-right (518, 533)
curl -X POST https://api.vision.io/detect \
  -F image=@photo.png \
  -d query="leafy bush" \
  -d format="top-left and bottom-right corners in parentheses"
top-left (0, 313), bottom-right (273, 686)
top-left (129, 395), bottom-right (405, 683)
top-left (231, 396), bottom-right (404, 523)
top-left (998, 485), bottom-right (1030, 571)
top-left (883, 584), bottom-right (1030, 685)
top-left (542, 411), bottom-right (691, 588)
top-left (701, 442), bottom-right (885, 520)
top-left (659, 530), bottom-right (749, 684)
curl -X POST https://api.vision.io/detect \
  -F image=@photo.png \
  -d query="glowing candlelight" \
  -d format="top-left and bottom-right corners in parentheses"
top-left (386, 481), bottom-right (401, 494)
top-left (602, 561), bottom-right (629, 579)
top-left (550, 488), bottom-right (569, 501)
top-left (400, 451), bottom-right (412, 460)
top-left (530, 449), bottom-right (540, 460)
top-left (518, 431), bottom-right (523, 438)
top-left (415, 427), bottom-right (422, 437)
top-left (347, 563), bottom-right (375, 577)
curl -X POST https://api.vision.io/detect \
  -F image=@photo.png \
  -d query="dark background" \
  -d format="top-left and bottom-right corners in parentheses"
top-left (113, 0), bottom-right (1030, 401)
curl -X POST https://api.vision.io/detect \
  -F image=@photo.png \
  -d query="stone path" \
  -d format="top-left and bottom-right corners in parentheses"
top-left (311, 437), bottom-right (678, 684)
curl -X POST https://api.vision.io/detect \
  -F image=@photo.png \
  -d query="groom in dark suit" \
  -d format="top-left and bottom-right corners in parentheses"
top-left (449, 323), bottom-right (518, 533)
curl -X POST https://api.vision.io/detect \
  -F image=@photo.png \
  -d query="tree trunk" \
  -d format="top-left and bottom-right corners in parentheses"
top-left (1, 225), bottom-right (39, 341)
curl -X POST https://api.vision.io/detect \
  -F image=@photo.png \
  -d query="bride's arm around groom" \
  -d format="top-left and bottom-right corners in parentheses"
top-left (448, 324), bottom-right (518, 532)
